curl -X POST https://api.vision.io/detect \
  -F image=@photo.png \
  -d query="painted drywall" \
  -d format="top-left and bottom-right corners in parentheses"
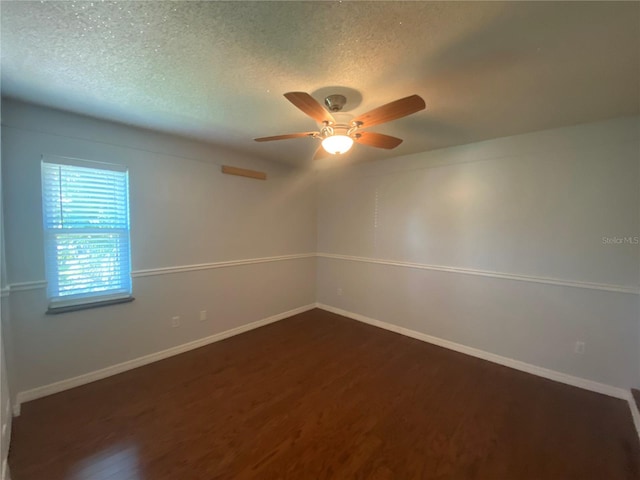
top-left (1, 99), bottom-right (317, 397)
top-left (0, 115), bottom-right (13, 480)
top-left (2, 98), bottom-right (639, 404)
top-left (317, 116), bottom-right (640, 389)
top-left (0, 336), bottom-right (10, 480)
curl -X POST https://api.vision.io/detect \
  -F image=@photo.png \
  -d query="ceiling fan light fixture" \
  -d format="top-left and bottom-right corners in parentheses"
top-left (255, 91), bottom-right (424, 160)
top-left (321, 134), bottom-right (354, 155)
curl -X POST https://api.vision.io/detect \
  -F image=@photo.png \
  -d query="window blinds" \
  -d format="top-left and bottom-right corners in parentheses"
top-left (42, 157), bottom-right (132, 308)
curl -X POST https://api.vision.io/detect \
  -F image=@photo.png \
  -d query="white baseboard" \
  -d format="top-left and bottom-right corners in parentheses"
top-left (14, 303), bottom-right (316, 413)
top-left (627, 390), bottom-right (640, 441)
top-left (316, 303), bottom-right (628, 400)
top-left (13, 302), bottom-right (632, 417)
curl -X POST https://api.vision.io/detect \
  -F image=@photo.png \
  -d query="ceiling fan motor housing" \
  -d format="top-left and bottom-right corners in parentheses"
top-left (324, 94), bottom-right (347, 112)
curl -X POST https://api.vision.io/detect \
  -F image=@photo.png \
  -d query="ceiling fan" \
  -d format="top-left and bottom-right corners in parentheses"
top-left (254, 92), bottom-right (426, 160)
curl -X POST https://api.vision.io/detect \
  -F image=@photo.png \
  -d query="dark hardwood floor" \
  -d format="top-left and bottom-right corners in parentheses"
top-left (9, 309), bottom-right (640, 479)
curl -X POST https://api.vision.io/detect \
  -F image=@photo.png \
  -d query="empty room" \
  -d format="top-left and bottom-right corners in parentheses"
top-left (0, 1), bottom-right (639, 479)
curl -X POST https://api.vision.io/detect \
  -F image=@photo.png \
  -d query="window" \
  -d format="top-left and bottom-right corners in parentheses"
top-left (41, 156), bottom-right (132, 312)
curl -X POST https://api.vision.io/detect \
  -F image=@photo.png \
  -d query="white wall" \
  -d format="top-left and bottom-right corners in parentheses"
top-left (0, 110), bottom-right (13, 480)
top-left (317, 116), bottom-right (640, 390)
top-left (2, 99), bottom-right (639, 408)
top-left (0, 338), bottom-right (10, 480)
top-left (1, 99), bottom-right (317, 399)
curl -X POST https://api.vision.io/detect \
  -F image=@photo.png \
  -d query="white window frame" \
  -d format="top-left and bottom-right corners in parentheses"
top-left (41, 155), bottom-right (133, 313)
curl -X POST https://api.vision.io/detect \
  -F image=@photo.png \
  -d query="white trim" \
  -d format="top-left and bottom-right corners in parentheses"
top-left (0, 288), bottom-right (8, 299)
top-left (316, 303), bottom-right (629, 400)
top-left (11, 404), bottom-right (19, 418)
top-left (42, 154), bottom-right (128, 172)
top-left (627, 390), bottom-right (640, 441)
top-left (317, 253), bottom-right (640, 295)
top-left (10, 253), bottom-right (637, 295)
top-left (14, 303), bottom-right (316, 411)
top-left (6, 254), bottom-right (317, 290)
top-left (131, 253), bottom-right (316, 278)
top-left (8, 281), bottom-right (47, 292)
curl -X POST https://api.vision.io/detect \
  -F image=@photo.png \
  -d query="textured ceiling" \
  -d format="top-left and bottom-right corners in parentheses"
top-left (1, 1), bottom-right (639, 168)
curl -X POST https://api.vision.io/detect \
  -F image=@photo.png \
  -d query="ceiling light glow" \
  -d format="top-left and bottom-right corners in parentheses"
top-left (321, 135), bottom-right (354, 155)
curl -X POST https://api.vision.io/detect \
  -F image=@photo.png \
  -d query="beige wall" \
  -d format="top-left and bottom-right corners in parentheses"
top-left (0, 334), bottom-right (10, 480)
top-left (2, 99), bottom-right (639, 407)
top-left (1, 99), bottom-right (317, 398)
top-left (1, 113), bottom-right (12, 480)
top-left (316, 116), bottom-right (640, 389)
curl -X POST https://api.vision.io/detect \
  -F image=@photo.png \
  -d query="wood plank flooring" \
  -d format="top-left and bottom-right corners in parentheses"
top-left (9, 308), bottom-right (640, 479)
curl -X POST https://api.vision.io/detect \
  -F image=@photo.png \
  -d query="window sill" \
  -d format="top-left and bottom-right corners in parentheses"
top-left (46, 296), bottom-right (135, 315)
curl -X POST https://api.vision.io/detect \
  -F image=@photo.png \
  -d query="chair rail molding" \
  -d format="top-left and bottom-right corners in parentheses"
top-left (317, 252), bottom-right (640, 295)
top-left (5, 253), bottom-right (317, 290)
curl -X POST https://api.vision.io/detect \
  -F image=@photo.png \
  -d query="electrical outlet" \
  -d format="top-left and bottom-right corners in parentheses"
top-left (574, 341), bottom-right (586, 354)
top-left (200, 310), bottom-right (207, 321)
top-left (171, 316), bottom-right (181, 328)
top-left (337, 288), bottom-right (343, 296)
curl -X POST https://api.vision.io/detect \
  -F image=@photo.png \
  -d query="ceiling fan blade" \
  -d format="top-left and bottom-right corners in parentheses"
top-left (254, 132), bottom-right (317, 142)
top-left (355, 132), bottom-right (403, 149)
top-left (284, 92), bottom-right (336, 125)
top-left (353, 95), bottom-right (426, 128)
